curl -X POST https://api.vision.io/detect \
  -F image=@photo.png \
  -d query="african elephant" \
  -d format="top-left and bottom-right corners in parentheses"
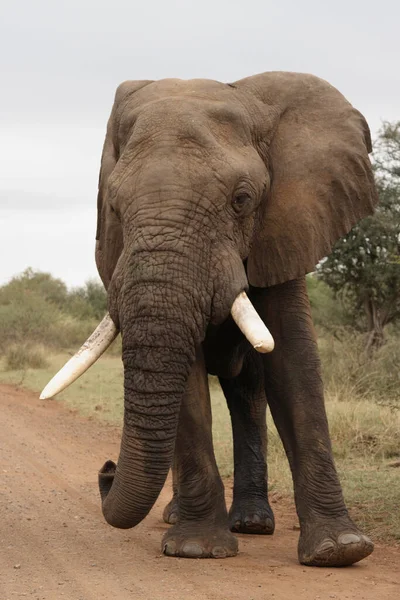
top-left (41, 72), bottom-right (377, 566)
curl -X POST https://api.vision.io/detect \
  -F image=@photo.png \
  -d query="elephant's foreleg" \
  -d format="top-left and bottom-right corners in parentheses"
top-left (219, 351), bottom-right (275, 535)
top-left (252, 278), bottom-right (373, 567)
top-left (162, 347), bottom-right (238, 559)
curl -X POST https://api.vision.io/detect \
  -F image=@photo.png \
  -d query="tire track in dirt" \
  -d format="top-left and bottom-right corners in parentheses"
top-left (0, 384), bottom-right (398, 600)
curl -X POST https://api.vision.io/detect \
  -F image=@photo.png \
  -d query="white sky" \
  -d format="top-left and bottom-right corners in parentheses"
top-left (1, 0), bottom-right (398, 287)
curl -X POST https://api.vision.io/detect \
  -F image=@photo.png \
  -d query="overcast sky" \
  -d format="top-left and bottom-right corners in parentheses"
top-left (1, 0), bottom-right (398, 288)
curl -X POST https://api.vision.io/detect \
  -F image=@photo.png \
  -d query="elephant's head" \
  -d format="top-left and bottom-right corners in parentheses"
top-left (40, 72), bottom-right (377, 528)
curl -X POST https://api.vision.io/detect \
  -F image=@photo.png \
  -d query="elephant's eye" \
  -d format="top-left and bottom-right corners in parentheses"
top-left (110, 204), bottom-right (121, 221)
top-left (231, 193), bottom-right (253, 215)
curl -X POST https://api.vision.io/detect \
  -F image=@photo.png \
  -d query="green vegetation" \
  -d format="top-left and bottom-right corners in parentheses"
top-left (318, 122), bottom-right (400, 353)
top-left (0, 268), bottom-right (107, 353)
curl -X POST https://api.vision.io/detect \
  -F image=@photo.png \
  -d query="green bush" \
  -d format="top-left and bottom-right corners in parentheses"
top-left (0, 290), bottom-right (61, 351)
top-left (307, 275), bottom-right (352, 331)
top-left (3, 268), bottom-right (69, 309)
top-left (5, 343), bottom-right (49, 370)
top-left (0, 269), bottom-right (106, 355)
top-left (67, 280), bottom-right (107, 321)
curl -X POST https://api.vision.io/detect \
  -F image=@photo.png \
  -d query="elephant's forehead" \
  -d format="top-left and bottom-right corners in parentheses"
top-left (122, 96), bottom-right (255, 151)
top-left (134, 78), bottom-right (230, 102)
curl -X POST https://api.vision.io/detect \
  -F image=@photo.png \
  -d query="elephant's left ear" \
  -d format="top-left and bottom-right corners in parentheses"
top-left (234, 72), bottom-right (378, 288)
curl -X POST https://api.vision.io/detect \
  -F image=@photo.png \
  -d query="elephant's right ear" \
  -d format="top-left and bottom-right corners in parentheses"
top-left (95, 80), bottom-right (153, 288)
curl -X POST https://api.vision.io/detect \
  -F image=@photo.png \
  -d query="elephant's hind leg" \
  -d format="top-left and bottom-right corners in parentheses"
top-left (162, 460), bottom-right (179, 525)
top-left (220, 352), bottom-right (275, 535)
top-left (162, 347), bottom-right (238, 559)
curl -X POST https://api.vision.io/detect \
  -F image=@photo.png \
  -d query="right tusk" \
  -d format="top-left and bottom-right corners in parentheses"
top-left (231, 291), bottom-right (275, 353)
top-left (39, 314), bottom-right (119, 400)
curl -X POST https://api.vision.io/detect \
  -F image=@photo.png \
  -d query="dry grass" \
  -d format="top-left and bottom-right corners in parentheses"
top-left (327, 397), bottom-right (400, 460)
top-left (320, 330), bottom-right (400, 407)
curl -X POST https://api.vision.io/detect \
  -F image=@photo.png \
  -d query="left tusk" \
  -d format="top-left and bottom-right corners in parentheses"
top-left (231, 291), bottom-right (275, 353)
top-left (39, 314), bottom-right (119, 400)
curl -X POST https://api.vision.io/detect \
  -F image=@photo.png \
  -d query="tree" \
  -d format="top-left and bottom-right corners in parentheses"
top-left (374, 121), bottom-right (400, 181)
top-left (318, 121), bottom-right (400, 353)
top-left (67, 280), bottom-right (107, 320)
top-left (4, 268), bottom-right (68, 308)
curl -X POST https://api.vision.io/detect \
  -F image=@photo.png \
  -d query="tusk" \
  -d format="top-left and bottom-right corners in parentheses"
top-left (40, 295), bottom-right (272, 398)
top-left (40, 314), bottom-right (119, 400)
top-left (231, 291), bottom-right (274, 353)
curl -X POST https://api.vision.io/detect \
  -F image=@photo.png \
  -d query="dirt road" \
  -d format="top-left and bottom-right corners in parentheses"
top-left (0, 384), bottom-right (398, 600)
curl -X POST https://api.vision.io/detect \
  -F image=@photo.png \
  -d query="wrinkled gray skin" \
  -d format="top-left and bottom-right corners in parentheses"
top-left (95, 72), bottom-right (377, 566)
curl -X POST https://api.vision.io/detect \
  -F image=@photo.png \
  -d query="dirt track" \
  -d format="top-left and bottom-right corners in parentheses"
top-left (0, 384), bottom-right (398, 600)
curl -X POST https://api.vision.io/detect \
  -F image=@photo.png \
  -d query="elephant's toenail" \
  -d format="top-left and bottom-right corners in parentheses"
top-left (211, 546), bottom-right (227, 558)
top-left (245, 516), bottom-right (260, 528)
top-left (316, 540), bottom-right (335, 556)
top-left (182, 543), bottom-right (203, 557)
top-left (169, 513), bottom-right (178, 524)
top-left (362, 535), bottom-right (373, 546)
top-left (163, 541), bottom-right (176, 556)
top-left (339, 533), bottom-right (361, 545)
top-left (234, 521), bottom-right (241, 530)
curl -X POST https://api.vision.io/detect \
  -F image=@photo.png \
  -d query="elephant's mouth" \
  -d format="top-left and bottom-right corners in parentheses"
top-left (39, 291), bottom-right (274, 400)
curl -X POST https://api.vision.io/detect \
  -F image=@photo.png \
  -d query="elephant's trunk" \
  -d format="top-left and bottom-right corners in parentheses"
top-left (98, 228), bottom-right (211, 528)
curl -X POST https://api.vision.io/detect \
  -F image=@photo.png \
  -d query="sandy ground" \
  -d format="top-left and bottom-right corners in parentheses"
top-left (0, 384), bottom-right (398, 600)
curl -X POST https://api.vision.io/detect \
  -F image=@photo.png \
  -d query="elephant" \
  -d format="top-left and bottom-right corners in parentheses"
top-left (41, 71), bottom-right (378, 566)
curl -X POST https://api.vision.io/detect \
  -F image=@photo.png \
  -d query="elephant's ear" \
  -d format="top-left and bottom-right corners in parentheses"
top-left (95, 80), bottom-right (153, 288)
top-left (234, 72), bottom-right (378, 288)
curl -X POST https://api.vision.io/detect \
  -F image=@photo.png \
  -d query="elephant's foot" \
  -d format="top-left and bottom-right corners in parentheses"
top-left (298, 515), bottom-right (374, 567)
top-left (162, 522), bottom-right (238, 558)
top-left (162, 495), bottom-right (179, 525)
top-left (229, 494), bottom-right (275, 535)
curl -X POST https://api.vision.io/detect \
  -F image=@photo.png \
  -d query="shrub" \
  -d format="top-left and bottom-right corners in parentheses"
top-left (307, 275), bottom-right (352, 332)
top-left (67, 280), bottom-right (107, 321)
top-left (5, 343), bottom-right (49, 370)
top-left (0, 289), bottom-right (61, 352)
top-left (0, 269), bottom-right (105, 354)
top-left (47, 315), bottom-right (98, 349)
top-left (3, 268), bottom-right (69, 309)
